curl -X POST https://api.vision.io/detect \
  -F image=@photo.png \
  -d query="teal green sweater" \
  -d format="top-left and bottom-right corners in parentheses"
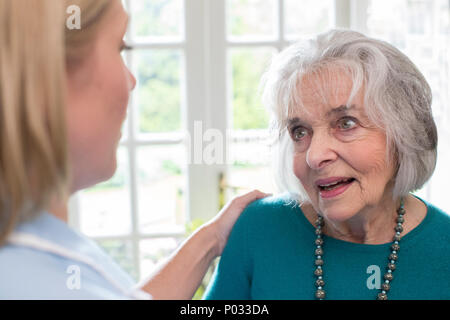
top-left (204, 194), bottom-right (450, 300)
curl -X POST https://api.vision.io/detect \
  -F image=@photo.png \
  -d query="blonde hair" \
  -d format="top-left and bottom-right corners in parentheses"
top-left (0, 0), bottom-right (114, 245)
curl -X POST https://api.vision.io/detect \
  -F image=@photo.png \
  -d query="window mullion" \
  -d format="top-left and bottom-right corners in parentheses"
top-left (123, 0), bottom-right (141, 281)
top-left (278, 0), bottom-right (286, 49)
top-left (350, 0), bottom-right (369, 33)
top-left (334, 0), bottom-right (351, 28)
top-left (184, 0), bottom-right (223, 223)
top-left (206, 0), bottom-right (228, 214)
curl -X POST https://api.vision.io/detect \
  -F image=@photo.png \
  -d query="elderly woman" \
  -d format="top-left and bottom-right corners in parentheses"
top-left (0, 0), bottom-right (269, 299)
top-left (204, 29), bottom-right (450, 300)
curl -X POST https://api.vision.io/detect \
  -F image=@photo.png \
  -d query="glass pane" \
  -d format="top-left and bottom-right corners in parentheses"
top-left (428, 147), bottom-right (450, 214)
top-left (407, 0), bottom-right (433, 34)
top-left (284, 0), bottom-right (333, 40)
top-left (139, 237), bottom-right (183, 281)
top-left (133, 49), bottom-right (183, 134)
top-left (137, 145), bottom-right (186, 234)
top-left (367, 0), bottom-right (409, 49)
top-left (96, 239), bottom-right (137, 281)
top-left (230, 47), bottom-right (275, 130)
top-left (129, 0), bottom-right (184, 41)
top-left (228, 140), bottom-right (276, 198)
top-left (79, 147), bottom-right (131, 237)
top-left (227, 0), bottom-right (278, 40)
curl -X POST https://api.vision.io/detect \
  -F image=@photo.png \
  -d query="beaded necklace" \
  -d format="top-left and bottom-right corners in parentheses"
top-left (313, 198), bottom-right (405, 300)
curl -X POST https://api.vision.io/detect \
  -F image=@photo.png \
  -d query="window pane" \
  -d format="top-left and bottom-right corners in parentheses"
top-left (133, 49), bottom-right (183, 134)
top-left (139, 237), bottom-right (183, 281)
top-left (227, 0), bottom-right (278, 40)
top-left (137, 145), bottom-right (186, 234)
top-left (284, 0), bottom-right (333, 40)
top-left (79, 147), bottom-right (131, 237)
top-left (367, 0), bottom-right (409, 49)
top-left (229, 47), bottom-right (275, 130)
top-left (407, 0), bottom-right (433, 34)
top-left (97, 239), bottom-right (137, 281)
top-left (228, 140), bottom-right (275, 198)
top-left (129, 0), bottom-right (184, 41)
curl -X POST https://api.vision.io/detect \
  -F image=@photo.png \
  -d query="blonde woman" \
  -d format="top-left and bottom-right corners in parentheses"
top-left (0, 0), bottom-right (268, 299)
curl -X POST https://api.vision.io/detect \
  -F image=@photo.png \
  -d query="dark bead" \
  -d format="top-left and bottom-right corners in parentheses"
top-left (391, 243), bottom-right (400, 252)
top-left (393, 234), bottom-right (402, 242)
top-left (388, 263), bottom-right (396, 271)
top-left (315, 248), bottom-right (323, 256)
top-left (315, 218), bottom-right (324, 227)
top-left (315, 289), bottom-right (326, 299)
top-left (315, 279), bottom-right (325, 287)
top-left (377, 292), bottom-right (388, 300)
top-left (315, 228), bottom-right (323, 235)
top-left (395, 225), bottom-right (403, 233)
top-left (315, 259), bottom-right (324, 266)
top-left (381, 283), bottom-right (390, 291)
top-left (384, 272), bottom-right (394, 281)
top-left (396, 216), bottom-right (404, 224)
top-left (389, 253), bottom-right (398, 261)
top-left (314, 268), bottom-right (323, 276)
top-left (397, 207), bottom-right (406, 215)
top-left (315, 238), bottom-right (324, 246)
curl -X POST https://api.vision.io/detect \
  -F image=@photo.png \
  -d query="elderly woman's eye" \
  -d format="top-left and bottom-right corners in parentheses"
top-left (337, 117), bottom-right (357, 130)
top-left (291, 127), bottom-right (308, 141)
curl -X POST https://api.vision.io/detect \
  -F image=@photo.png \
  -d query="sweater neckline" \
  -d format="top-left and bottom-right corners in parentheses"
top-left (293, 194), bottom-right (434, 252)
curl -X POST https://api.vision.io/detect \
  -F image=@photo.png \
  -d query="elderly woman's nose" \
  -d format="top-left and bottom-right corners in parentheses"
top-left (305, 132), bottom-right (338, 170)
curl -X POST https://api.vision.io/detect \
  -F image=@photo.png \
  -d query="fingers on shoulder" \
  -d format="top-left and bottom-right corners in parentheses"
top-left (232, 189), bottom-right (272, 206)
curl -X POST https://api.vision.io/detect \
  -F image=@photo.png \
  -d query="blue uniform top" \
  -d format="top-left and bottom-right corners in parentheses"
top-left (204, 194), bottom-right (450, 300)
top-left (0, 211), bottom-right (151, 300)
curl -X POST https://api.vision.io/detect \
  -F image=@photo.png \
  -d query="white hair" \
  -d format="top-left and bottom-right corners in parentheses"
top-left (262, 29), bottom-right (437, 202)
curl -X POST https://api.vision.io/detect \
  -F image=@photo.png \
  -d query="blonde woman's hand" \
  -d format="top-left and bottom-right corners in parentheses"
top-left (205, 190), bottom-right (271, 256)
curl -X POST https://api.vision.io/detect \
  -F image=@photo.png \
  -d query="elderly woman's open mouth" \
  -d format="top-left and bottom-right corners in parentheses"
top-left (316, 177), bottom-right (356, 198)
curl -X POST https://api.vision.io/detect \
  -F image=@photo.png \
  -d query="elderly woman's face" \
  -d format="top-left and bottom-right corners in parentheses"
top-left (289, 70), bottom-right (396, 222)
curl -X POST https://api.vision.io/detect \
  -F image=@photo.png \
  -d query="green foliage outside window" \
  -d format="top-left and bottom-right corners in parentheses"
top-left (231, 49), bottom-right (272, 130)
top-left (137, 50), bottom-right (181, 133)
